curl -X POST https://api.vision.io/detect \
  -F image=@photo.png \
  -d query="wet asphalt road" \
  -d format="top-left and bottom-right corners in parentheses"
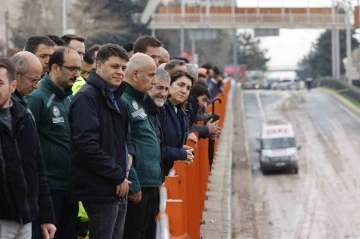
top-left (241, 89), bottom-right (360, 239)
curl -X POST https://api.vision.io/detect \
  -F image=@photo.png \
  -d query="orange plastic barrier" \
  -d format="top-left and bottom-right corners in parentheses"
top-left (156, 80), bottom-right (232, 239)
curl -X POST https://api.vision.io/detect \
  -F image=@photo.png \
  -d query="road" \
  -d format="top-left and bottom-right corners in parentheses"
top-left (239, 89), bottom-right (360, 239)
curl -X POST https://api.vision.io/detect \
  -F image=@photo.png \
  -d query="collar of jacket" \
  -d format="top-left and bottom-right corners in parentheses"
top-left (11, 90), bottom-right (27, 108)
top-left (41, 73), bottom-right (73, 99)
top-left (124, 83), bottom-right (146, 101)
top-left (164, 100), bottom-right (188, 117)
top-left (143, 95), bottom-right (159, 115)
top-left (6, 100), bottom-right (29, 129)
top-left (86, 70), bottom-right (128, 99)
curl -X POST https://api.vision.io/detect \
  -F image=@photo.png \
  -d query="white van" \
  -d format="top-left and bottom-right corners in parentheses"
top-left (256, 120), bottom-right (301, 174)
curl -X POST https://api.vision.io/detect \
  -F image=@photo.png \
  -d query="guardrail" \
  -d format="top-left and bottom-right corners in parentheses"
top-left (156, 80), bottom-right (232, 238)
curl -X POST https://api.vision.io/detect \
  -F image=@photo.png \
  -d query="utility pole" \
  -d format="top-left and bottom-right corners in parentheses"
top-left (5, 10), bottom-right (9, 57)
top-left (62, 0), bottom-right (67, 35)
top-left (180, 0), bottom-right (185, 56)
top-left (345, 0), bottom-right (352, 84)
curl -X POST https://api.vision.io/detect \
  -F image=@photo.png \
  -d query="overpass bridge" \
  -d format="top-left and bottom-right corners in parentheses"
top-left (141, 0), bottom-right (359, 80)
top-left (141, 0), bottom-right (358, 30)
top-left (267, 65), bottom-right (298, 72)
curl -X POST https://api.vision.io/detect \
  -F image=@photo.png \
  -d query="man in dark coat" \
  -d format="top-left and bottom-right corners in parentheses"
top-left (69, 44), bottom-right (133, 239)
top-left (0, 57), bottom-right (56, 239)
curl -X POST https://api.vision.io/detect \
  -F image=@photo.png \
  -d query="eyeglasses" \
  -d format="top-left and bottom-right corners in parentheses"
top-left (22, 74), bottom-right (41, 84)
top-left (61, 65), bottom-right (81, 73)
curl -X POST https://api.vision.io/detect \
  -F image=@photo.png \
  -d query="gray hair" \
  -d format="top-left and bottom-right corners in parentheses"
top-left (186, 63), bottom-right (197, 79)
top-left (9, 54), bottom-right (28, 75)
top-left (164, 59), bottom-right (186, 72)
top-left (155, 68), bottom-right (170, 83)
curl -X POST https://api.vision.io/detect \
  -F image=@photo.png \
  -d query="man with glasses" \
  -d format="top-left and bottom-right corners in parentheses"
top-left (9, 51), bottom-right (42, 108)
top-left (28, 46), bottom-right (81, 239)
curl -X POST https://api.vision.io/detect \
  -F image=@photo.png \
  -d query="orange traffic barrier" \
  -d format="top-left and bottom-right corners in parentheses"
top-left (166, 199), bottom-right (186, 237)
top-left (184, 135), bottom-right (201, 239)
top-left (173, 161), bottom-right (187, 235)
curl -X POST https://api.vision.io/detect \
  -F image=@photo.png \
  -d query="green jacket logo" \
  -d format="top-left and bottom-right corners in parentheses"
top-left (52, 106), bottom-right (60, 117)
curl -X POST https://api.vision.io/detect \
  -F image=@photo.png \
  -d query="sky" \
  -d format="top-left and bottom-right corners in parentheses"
top-left (236, 0), bottom-right (359, 68)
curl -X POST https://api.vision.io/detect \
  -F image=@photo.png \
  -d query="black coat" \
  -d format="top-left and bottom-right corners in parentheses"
top-left (188, 93), bottom-right (209, 139)
top-left (69, 71), bottom-right (135, 203)
top-left (0, 100), bottom-right (55, 224)
top-left (158, 100), bottom-right (189, 178)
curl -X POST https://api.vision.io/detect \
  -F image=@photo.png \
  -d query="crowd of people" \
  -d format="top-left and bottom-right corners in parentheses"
top-left (0, 34), bottom-right (225, 239)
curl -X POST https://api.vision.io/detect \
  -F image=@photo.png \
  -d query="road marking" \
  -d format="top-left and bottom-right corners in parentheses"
top-left (336, 102), bottom-right (360, 123)
top-left (256, 92), bottom-right (266, 120)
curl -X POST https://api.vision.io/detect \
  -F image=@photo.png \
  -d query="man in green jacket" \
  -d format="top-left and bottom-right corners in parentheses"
top-left (27, 46), bottom-right (81, 239)
top-left (122, 53), bottom-right (161, 239)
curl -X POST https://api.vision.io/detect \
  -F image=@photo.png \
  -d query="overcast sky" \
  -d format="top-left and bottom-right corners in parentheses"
top-left (236, 0), bottom-right (359, 67)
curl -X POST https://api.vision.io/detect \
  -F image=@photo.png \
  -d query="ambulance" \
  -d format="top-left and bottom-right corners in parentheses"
top-left (256, 120), bottom-right (301, 174)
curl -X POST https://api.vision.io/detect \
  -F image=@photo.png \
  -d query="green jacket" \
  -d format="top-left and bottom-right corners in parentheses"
top-left (27, 73), bottom-right (73, 190)
top-left (122, 84), bottom-right (162, 193)
top-left (11, 90), bottom-right (27, 108)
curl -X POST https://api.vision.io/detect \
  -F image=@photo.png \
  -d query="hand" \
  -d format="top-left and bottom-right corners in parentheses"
top-left (210, 127), bottom-right (221, 140)
top-left (185, 148), bottom-right (194, 165)
top-left (206, 118), bottom-right (219, 136)
top-left (187, 132), bottom-right (198, 143)
top-left (128, 191), bottom-right (142, 203)
top-left (116, 179), bottom-right (132, 197)
top-left (41, 223), bottom-right (56, 239)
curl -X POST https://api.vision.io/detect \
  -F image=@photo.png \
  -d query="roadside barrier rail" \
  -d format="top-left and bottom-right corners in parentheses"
top-left (156, 80), bottom-right (232, 238)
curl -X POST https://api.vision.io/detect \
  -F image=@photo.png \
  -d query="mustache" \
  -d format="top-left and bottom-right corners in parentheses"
top-left (155, 94), bottom-right (167, 99)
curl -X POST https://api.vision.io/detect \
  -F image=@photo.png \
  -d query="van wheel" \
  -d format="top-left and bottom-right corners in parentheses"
top-left (294, 168), bottom-right (299, 174)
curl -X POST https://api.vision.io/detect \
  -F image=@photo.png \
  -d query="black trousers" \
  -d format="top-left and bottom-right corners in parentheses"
top-left (123, 187), bottom-right (159, 239)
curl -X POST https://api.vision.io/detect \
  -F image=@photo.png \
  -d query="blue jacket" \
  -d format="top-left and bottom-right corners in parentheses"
top-left (158, 100), bottom-right (189, 178)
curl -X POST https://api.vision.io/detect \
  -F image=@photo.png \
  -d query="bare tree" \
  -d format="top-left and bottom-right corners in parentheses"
top-left (69, 0), bottom-right (129, 45)
top-left (10, 0), bottom-right (63, 48)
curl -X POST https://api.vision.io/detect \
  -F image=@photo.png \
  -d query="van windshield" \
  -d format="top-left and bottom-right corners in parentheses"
top-left (262, 137), bottom-right (296, 149)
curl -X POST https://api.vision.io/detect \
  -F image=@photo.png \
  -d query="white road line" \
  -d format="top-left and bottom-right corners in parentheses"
top-left (336, 102), bottom-right (360, 123)
top-left (256, 92), bottom-right (266, 120)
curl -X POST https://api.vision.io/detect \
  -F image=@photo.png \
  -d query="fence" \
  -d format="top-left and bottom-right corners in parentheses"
top-left (156, 80), bottom-right (232, 239)
top-left (317, 77), bottom-right (360, 103)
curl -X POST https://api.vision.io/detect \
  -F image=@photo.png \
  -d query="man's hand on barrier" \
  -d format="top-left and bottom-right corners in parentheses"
top-left (206, 118), bottom-right (219, 136)
top-left (129, 191), bottom-right (142, 203)
top-left (187, 132), bottom-right (198, 143)
top-left (185, 148), bottom-right (194, 165)
top-left (116, 179), bottom-right (131, 198)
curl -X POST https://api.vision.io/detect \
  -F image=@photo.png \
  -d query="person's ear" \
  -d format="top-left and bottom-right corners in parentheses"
top-left (132, 70), bottom-right (138, 82)
top-left (10, 80), bottom-right (17, 93)
top-left (15, 70), bottom-right (21, 80)
top-left (96, 60), bottom-right (102, 72)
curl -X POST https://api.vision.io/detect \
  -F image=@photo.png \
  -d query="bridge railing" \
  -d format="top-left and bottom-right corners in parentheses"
top-left (149, 13), bottom-right (346, 29)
